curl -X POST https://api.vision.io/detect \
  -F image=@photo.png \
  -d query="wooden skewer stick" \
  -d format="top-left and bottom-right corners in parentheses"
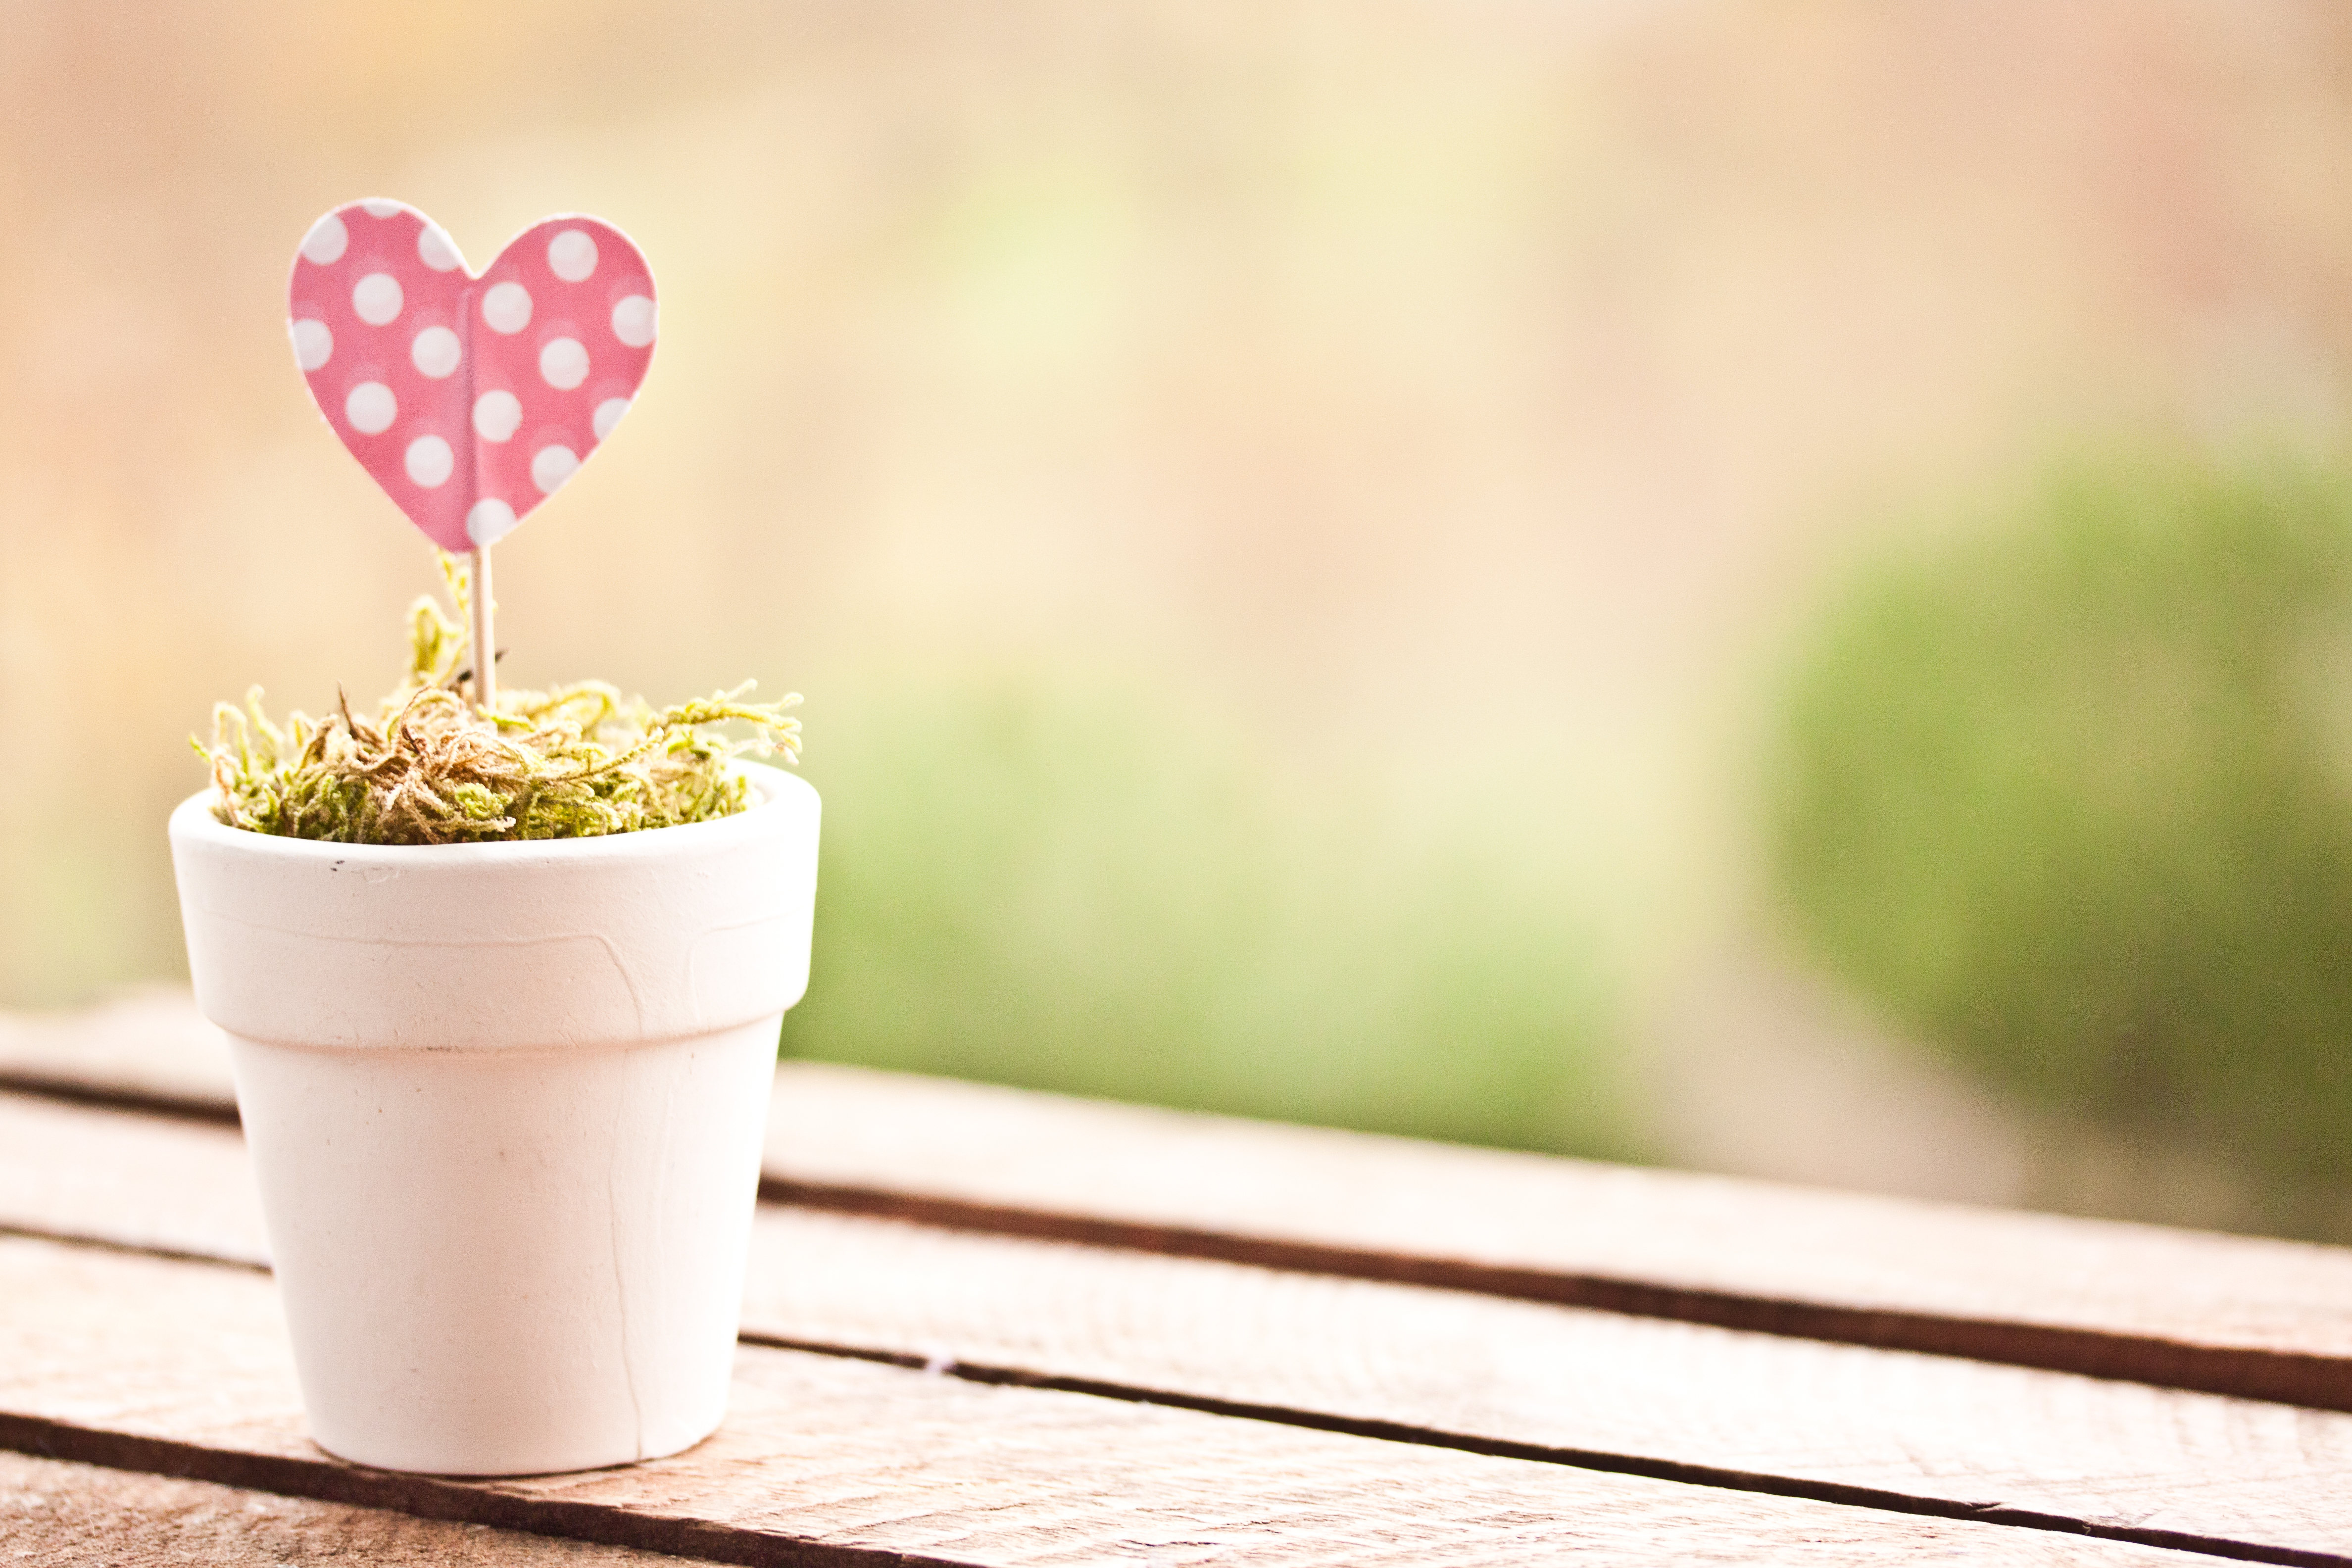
top-left (469, 545), bottom-right (496, 714)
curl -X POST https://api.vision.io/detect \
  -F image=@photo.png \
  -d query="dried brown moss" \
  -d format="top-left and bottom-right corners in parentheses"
top-left (196, 558), bottom-right (801, 844)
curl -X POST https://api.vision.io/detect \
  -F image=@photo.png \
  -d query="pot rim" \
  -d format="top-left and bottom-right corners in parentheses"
top-left (168, 758), bottom-right (808, 869)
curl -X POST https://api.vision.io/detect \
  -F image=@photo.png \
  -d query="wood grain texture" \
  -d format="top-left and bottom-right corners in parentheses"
top-left (742, 1208), bottom-right (2352, 1565)
top-left (0, 1094), bottom-right (265, 1267)
top-left (0, 991), bottom-right (237, 1124)
top-left (0, 1236), bottom-right (2224, 1567)
top-left (0, 1091), bottom-right (2343, 1563)
top-left (0, 1449), bottom-right (687, 1564)
top-left (17, 992), bottom-right (2352, 1408)
top-left (761, 1063), bottom-right (2352, 1410)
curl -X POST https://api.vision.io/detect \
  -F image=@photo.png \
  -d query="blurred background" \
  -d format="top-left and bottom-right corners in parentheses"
top-left (11, 0), bottom-right (2352, 1239)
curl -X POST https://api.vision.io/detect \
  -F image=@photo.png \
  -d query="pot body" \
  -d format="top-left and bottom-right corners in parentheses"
top-left (169, 764), bottom-right (819, 1475)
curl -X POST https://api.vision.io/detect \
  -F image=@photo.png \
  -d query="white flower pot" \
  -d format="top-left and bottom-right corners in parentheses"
top-left (168, 763), bottom-right (820, 1476)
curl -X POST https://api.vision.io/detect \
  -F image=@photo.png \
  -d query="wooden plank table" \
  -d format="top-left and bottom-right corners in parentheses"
top-left (2, 992), bottom-right (2347, 1564)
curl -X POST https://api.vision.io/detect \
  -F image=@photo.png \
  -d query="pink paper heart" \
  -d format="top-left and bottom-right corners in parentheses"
top-left (287, 199), bottom-right (656, 553)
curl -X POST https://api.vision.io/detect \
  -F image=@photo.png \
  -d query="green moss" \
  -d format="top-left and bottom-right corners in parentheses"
top-left (195, 556), bottom-right (801, 844)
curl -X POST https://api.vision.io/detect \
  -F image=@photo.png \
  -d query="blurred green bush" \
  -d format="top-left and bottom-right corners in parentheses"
top-left (1773, 450), bottom-right (2352, 1201)
top-left (781, 672), bottom-right (1638, 1158)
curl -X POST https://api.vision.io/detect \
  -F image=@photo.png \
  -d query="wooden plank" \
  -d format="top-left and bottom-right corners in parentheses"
top-left (0, 1094), bottom-right (266, 1267)
top-left (0, 1235), bottom-right (2226, 1567)
top-left (0, 1448), bottom-right (686, 1564)
top-left (0, 1091), bottom-right (2345, 1563)
top-left (0, 990), bottom-right (237, 1123)
top-left (742, 1207), bottom-right (2352, 1566)
top-left (17, 993), bottom-right (2352, 1411)
top-left (762, 1063), bottom-right (2352, 1410)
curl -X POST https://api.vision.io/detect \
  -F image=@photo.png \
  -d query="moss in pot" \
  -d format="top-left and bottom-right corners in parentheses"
top-left (198, 557), bottom-right (802, 845)
top-left (171, 199), bottom-right (820, 1477)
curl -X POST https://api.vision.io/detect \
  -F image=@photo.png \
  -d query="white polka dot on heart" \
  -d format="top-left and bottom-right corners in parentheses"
top-left (351, 273), bottom-right (404, 327)
top-left (481, 282), bottom-right (533, 335)
top-left (547, 229), bottom-right (598, 283)
top-left (531, 444), bottom-right (580, 494)
top-left (592, 397), bottom-right (631, 440)
top-left (411, 326), bottom-right (461, 380)
top-left (300, 214), bottom-right (348, 266)
top-left (539, 338), bottom-right (589, 390)
top-left (611, 295), bottom-right (656, 348)
top-left (417, 225), bottom-right (463, 273)
top-left (344, 382), bottom-right (396, 435)
top-left (472, 391), bottom-right (523, 443)
top-left (290, 318), bottom-right (333, 372)
top-left (406, 435), bottom-right (455, 489)
top-left (467, 499), bottom-right (519, 546)
top-left (360, 199), bottom-right (403, 218)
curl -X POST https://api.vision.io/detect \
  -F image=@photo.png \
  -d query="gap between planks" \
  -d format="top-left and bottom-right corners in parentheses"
top-left (8, 1037), bottom-right (2346, 1423)
top-left (3, 1218), bottom-right (2331, 1568)
top-left (0, 1234), bottom-right (2263, 1568)
top-left (9, 1006), bottom-right (2352, 1419)
top-left (6, 1094), bottom-right (2352, 1566)
top-left (729, 1327), bottom-right (2352, 1568)
top-left (0, 1448), bottom-right (687, 1567)
top-left (755, 1171), bottom-right (2352, 1415)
